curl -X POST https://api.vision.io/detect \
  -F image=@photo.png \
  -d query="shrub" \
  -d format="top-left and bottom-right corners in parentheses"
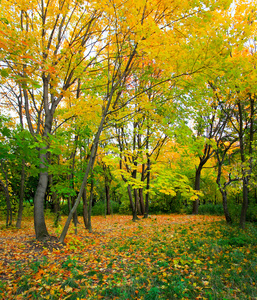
top-left (60, 200), bottom-right (120, 216)
top-left (118, 199), bottom-right (131, 215)
top-left (246, 203), bottom-right (257, 222)
top-left (60, 202), bottom-right (84, 216)
top-left (22, 202), bottom-right (34, 218)
top-left (92, 200), bottom-right (120, 216)
top-left (198, 203), bottom-right (224, 216)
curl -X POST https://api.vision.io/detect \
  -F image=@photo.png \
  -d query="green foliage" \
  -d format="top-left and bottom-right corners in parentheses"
top-left (149, 194), bottom-right (184, 214)
top-left (92, 200), bottom-right (120, 216)
top-left (198, 203), bottom-right (224, 215)
top-left (60, 202), bottom-right (84, 216)
top-left (118, 199), bottom-right (132, 215)
top-left (246, 203), bottom-right (257, 223)
top-left (21, 202), bottom-right (34, 218)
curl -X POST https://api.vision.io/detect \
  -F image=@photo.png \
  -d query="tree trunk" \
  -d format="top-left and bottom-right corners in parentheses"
top-left (134, 189), bottom-right (142, 215)
top-left (72, 195), bottom-right (78, 234)
top-left (192, 166), bottom-right (201, 215)
top-left (139, 188), bottom-right (145, 215)
top-left (127, 184), bottom-right (137, 221)
top-left (16, 159), bottom-right (25, 228)
top-left (144, 122), bottom-right (150, 218)
top-left (88, 175), bottom-right (94, 233)
top-left (5, 188), bottom-right (12, 227)
top-left (34, 150), bottom-right (50, 241)
top-left (221, 189), bottom-right (232, 224)
top-left (59, 110), bottom-right (105, 243)
top-left (105, 183), bottom-right (111, 215)
top-left (239, 96), bottom-right (254, 229)
top-left (82, 189), bottom-right (89, 229)
top-left (240, 179), bottom-right (248, 229)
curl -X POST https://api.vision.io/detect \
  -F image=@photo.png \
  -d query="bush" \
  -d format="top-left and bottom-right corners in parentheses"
top-left (149, 194), bottom-right (184, 214)
top-left (60, 202), bottom-right (84, 216)
top-left (198, 203), bottom-right (224, 216)
top-left (92, 200), bottom-right (120, 216)
top-left (60, 200), bottom-right (120, 216)
top-left (118, 199), bottom-right (131, 215)
top-left (22, 202), bottom-right (34, 217)
top-left (246, 203), bottom-right (257, 222)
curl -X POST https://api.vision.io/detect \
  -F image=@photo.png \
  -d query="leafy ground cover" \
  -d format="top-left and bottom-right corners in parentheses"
top-left (0, 214), bottom-right (256, 299)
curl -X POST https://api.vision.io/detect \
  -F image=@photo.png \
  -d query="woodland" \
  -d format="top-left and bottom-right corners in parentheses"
top-left (0, 0), bottom-right (257, 299)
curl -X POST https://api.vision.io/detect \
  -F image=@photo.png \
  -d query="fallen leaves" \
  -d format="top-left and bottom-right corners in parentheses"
top-left (0, 214), bottom-right (256, 299)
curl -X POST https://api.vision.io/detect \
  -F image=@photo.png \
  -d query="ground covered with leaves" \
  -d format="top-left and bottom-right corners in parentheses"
top-left (0, 214), bottom-right (256, 299)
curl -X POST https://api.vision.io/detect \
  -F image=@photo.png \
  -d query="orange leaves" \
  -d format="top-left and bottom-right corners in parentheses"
top-left (1, 215), bottom-right (257, 299)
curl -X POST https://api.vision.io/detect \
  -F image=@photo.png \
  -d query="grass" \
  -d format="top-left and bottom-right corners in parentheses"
top-left (0, 214), bottom-right (256, 299)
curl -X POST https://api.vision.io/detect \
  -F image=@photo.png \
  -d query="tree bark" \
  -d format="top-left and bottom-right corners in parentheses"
top-left (240, 179), bottom-right (249, 229)
top-left (88, 175), bottom-right (94, 233)
top-left (221, 189), bottom-right (232, 223)
top-left (192, 166), bottom-right (202, 215)
top-left (139, 188), bottom-right (145, 215)
top-left (82, 189), bottom-right (89, 229)
top-left (16, 159), bottom-right (25, 228)
top-left (34, 151), bottom-right (50, 240)
top-left (105, 183), bottom-right (111, 215)
top-left (127, 184), bottom-right (137, 221)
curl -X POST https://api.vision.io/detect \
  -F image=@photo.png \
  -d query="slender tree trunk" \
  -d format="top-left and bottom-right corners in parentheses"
top-left (88, 175), bottom-right (94, 233)
top-left (5, 188), bottom-right (12, 227)
top-left (238, 101), bottom-right (248, 229)
top-left (53, 194), bottom-right (61, 227)
top-left (144, 123), bottom-right (150, 218)
top-left (105, 183), bottom-right (111, 215)
top-left (221, 189), bottom-right (232, 224)
top-left (59, 107), bottom-right (107, 243)
top-left (127, 185), bottom-right (137, 221)
top-left (16, 159), bottom-right (25, 228)
top-left (193, 166), bottom-right (201, 215)
top-left (239, 96), bottom-right (254, 229)
top-left (144, 167), bottom-right (150, 218)
top-left (72, 195), bottom-right (78, 234)
top-left (82, 189), bottom-right (89, 229)
top-left (139, 188), bottom-right (145, 215)
top-left (240, 179), bottom-right (249, 229)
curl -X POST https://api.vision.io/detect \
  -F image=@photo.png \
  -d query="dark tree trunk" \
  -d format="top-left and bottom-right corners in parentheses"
top-left (127, 185), bottom-right (137, 221)
top-left (5, 187), bottom-right (12, 227)
top-left (72, 195), bottom-right (78, 234)
top-left (105, 183), bottom-right (111, 215)
top-left (139, 188), bottom-right (145, 215)
top-left (16, 160), bottom-right (25, 228)
top-left (88, 175), bottom-right (94, 233)
top-left (192, 166), bottom-right (202, 215)
top-left (240, 179), bottom-right (249, 229)
top-left (144, 166), bottom-right (150, 218)
top-left (134, 189), bottom-right (142, 215)
top-left (144, 122), bottom-right (150, 218)
top-left (82, 189), bottom-right (89, 229)
top-left (221, 189), bottom-right (232, 223)
top-left (34, 151), bottom-right (50, 240)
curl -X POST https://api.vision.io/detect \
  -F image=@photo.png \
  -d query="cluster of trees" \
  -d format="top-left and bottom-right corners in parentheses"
top-left (0, 0), bottom-right (256, 241)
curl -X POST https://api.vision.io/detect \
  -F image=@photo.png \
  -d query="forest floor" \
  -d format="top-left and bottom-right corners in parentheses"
top-left (0, 214), bottom-right (256, 299)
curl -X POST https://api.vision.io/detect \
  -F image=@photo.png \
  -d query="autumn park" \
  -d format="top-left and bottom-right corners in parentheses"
top-left (0, 0), bottom-right (257, 299)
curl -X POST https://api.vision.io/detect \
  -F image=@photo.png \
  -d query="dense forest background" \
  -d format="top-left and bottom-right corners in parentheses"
top-left (0, 0), bottom-right (257, 241)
